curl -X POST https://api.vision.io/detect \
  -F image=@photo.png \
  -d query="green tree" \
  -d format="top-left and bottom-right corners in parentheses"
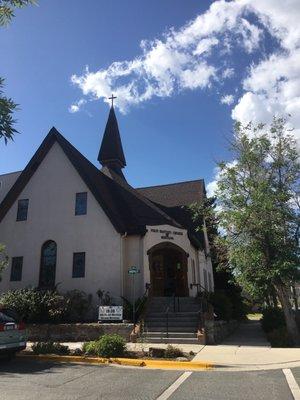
top-left (0, 244), bottom-right (8, 281)
top-left (0, 1), bottom-right (35, 26)
top-left (216, 117), bottom-right (300, 345)
top-left (0, 78), bottom-right (18, 143)
top-left (0, 0), bottom-right (36, 143)
top-left (188, 198), bottom-right (247, 320)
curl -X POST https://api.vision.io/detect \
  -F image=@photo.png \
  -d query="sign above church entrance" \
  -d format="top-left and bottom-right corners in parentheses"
top-left (150, 228), bottom-right (184, 240)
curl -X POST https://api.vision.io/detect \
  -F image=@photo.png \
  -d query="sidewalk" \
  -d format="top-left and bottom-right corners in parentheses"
top-left (194, 319), bottom-right (300, 371)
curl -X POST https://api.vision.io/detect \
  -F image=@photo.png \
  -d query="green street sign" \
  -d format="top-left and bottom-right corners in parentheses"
top-left (128, 266), bottom-right (140, 275)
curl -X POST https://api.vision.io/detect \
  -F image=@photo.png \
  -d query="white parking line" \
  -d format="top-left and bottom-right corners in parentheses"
top-left (156, 371), bottom-right (192, 400)
top-left (283, 369), bottom-right (300, 400)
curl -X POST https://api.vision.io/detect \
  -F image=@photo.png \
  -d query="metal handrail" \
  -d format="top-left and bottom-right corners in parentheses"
top-left (172, 293), bottom-right (180, 313)
top-left (135, 284), bottom-right (151, 334)
top-left (165, 306), bottom-right (170, 339)
top-left (135, 284), bottom-right (151, 315)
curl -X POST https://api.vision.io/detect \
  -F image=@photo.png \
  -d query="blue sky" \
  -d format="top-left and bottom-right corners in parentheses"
top-left (0, 0), bottom-right (299, 191)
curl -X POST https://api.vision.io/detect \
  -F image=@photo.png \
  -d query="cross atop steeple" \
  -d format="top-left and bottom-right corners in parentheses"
top-left (108, 94), bottom-right (117, 107)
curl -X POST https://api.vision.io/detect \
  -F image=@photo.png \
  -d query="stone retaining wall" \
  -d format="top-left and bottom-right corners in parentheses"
top-left (205, 320), bottom-right (239, 344)
top-left (26, 323), bottom-right (134, 342)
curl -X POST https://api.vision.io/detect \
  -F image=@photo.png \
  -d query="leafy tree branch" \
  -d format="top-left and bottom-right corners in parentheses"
top-left (0, 0), bottom-right (36, 143)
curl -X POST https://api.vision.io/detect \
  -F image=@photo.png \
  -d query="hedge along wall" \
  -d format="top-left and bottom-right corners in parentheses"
top-left (26, 323), bottom-right (134, 342)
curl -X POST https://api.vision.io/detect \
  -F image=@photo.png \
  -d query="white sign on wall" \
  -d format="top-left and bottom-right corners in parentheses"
top-left (98, 306), bottom-right (123, 321)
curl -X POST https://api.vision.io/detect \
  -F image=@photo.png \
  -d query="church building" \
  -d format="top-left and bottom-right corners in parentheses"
top-left (0, 105), bottom-right (214, 308)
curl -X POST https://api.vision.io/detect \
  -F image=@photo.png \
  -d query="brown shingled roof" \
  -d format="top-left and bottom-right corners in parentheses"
top-left (137, 179), bottom-right (205, 207)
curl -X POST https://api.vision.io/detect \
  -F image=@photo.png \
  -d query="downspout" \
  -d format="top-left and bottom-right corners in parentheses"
top-left (120, 232), bottom-right (127, 299)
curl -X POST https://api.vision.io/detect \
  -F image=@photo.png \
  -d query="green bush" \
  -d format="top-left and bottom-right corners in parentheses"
top-left (0, 288), bottom-right (68, 323)
top-left (121, 296), bottom-right (146, 321)
top-left (210, 290), bottom-right (233, 321)
top-left (261, 307), bottom-right (285, 333)
top-left (267, 327), bottom-right (292, 347)
top-left (0, 288), bottom-right (93, 323)
top-left (32, 342), bottom-right (70, 355)
top-left (64, 290), bottom-right (92, 322)
top-left (82, 334), bottom-right (125, 358)
top-left (164, 345), bottom-right (184, 358)
top-left (82, 341), bottom-right (99, 356)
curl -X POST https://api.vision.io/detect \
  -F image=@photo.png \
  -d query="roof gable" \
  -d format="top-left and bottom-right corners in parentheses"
top-left (0, 127), bottom-right (181, 234)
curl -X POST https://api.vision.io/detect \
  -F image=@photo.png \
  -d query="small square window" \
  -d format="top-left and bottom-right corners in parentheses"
top-left (16, 199), bottom-right (29, 221)
top-left (72, 252), bottom-right (85, 278)
top-left (10, 257), bottom-right (23, 281)
top-left (75, 192), bottom-right (87, 215)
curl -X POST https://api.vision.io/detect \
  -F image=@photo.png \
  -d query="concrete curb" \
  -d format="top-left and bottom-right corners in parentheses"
top-left (17, 353), bottom-right (213, 370)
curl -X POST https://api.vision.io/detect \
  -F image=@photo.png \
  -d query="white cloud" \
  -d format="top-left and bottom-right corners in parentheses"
top-left (181, 63), bottom-right (216, 90)
top-left (222, 67), bottom-right (234, 79)
top-left (69, 2), bottom-right (300, 148)
top-left (70, 0), bottom-right (264, 113)
top-left (193, 38), bottom-right (219, 56)
top-left (221, 94), bottom-right (234, 105)
top-left (69, 0), bottom-right (300, 199)
top-left (243, 0), bottom-right (300, 51)
top-left (204, 1), bottom-right (300, 195)
top-left (68, 98), bottom-right (86, 113)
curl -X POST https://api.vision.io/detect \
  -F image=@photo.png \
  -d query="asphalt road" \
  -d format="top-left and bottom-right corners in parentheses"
top-left (0, 358), bottom-right (297, 400)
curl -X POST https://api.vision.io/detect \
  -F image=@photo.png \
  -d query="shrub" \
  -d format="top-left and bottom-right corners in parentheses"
top-left (42, 291), bottom-right (69, 323)
top-left (261, 307), bottom-right (285, 333)
top-left (121, 296), bottom-right (146, 321)
top-left (82, 341), bottom-right (99, 356)
top-left (164, 345), bottom-right (184, 359)
top-left (210, 290), bottom-right (233, 321)
top-left (82, 334), bottom-right (125, 358)
top-left (32, 342), bottom-right (70, 355)
top-left (64, 290), bottom-right (92, 322)
top-left (0, 288), bottom-right (93, 323)
top-left (148, 347), bottom-right (165, 358)
top-left (97, 289), bottom-right (112, 306)
top-left (0, 288), bottom-right (68, 323)
top-left (267, 327), bottom-right (292, 348)
top-left (72, 348), bottom-right (83, 356)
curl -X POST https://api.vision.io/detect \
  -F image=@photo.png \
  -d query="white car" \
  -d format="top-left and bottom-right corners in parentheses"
top-left (0, 308), bottom-right (27, 360)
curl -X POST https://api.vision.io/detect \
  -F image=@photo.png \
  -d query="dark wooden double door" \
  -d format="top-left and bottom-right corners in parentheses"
top-left (150, 248), bottom-right (188, 297)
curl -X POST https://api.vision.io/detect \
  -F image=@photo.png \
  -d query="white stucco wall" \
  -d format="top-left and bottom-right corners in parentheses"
top-left (122, 235), bottom-right (144, 301)
top-left (0, 171), bottom-right (22, 203)
top-left (0, 142), bottom-right (122, 304)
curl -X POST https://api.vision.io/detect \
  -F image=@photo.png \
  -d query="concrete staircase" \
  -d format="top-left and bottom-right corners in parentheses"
top-left (141, 297), bottom-right (202, 344)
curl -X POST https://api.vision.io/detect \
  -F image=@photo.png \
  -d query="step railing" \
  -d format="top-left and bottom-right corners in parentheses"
top-left (165, 305), bottom-right (170, 339)
top-left (172, 293), bottom-right (180, 313)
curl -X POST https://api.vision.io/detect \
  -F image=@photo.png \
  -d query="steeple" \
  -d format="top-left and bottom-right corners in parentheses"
top-left (98, 104), bottom-right (126, 177)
